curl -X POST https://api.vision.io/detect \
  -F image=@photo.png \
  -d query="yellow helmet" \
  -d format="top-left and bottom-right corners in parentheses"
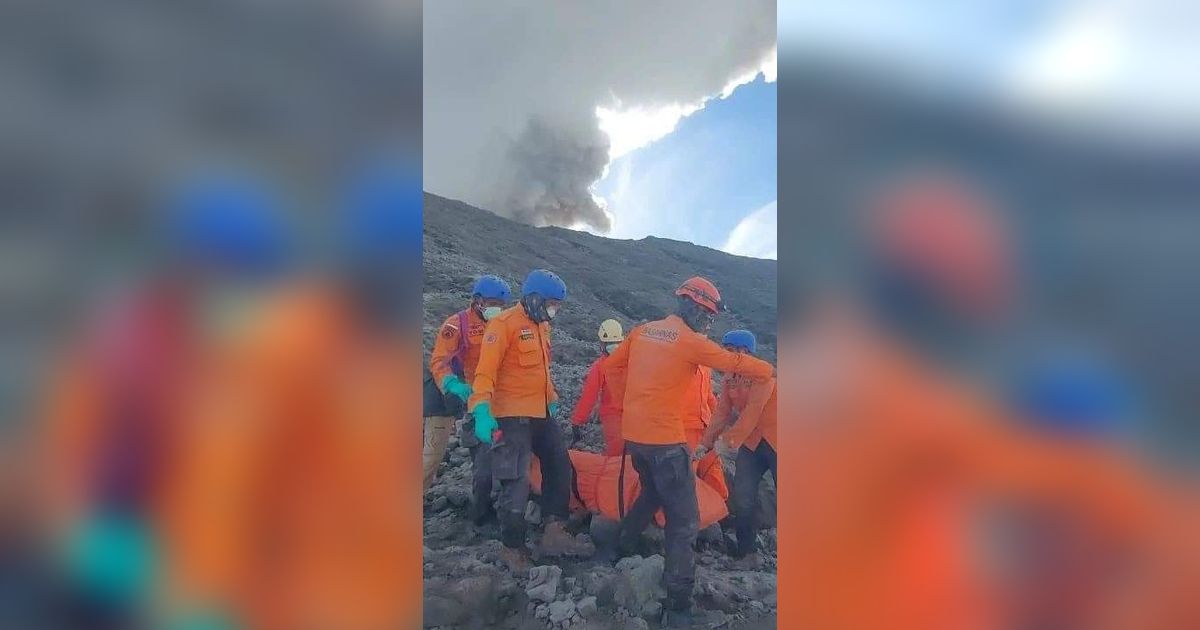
top-left (598, 318), bottom-right (624, 343)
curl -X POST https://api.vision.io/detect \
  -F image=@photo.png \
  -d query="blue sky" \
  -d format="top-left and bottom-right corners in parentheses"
top-left (779, 1), bottom-right (1199, 141)
top-left (592, 76), bottom-right (777, 259)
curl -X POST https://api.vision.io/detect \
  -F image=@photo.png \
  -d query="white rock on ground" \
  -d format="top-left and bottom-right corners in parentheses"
top-left (547, 599), bottom-right (576, 624)
top-left (526, 564), bottom-right (562, 603)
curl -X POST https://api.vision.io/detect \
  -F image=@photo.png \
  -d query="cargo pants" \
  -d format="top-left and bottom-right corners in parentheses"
top-left (733, 441), bottom-right (777, 557)
top-left (460, 415), bottom-right (495, 523)
top-left (490, 417), bottom-right (571, 549)
top-left (422, 416), bottom-right (455, 492)
top-left (617, 441), bottom-right (700, 612)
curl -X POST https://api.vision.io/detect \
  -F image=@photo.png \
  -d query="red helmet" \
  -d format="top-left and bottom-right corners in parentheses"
top-left (675, 276), bottom-right (723, 314)
top-left (867, 172), bottom-right (1012, 317)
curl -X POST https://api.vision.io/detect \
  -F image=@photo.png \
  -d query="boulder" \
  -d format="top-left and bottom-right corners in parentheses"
top-left (526, 564), bottom-right (562, 603)
top-left (577, 596), bottom-right (598, 618)
top-left (611, 555), bottom-right (664, 617)
top-left (548, 599), bottom-right (576, 624)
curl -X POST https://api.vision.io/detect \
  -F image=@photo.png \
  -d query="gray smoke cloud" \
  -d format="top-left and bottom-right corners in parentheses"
top-left (424, 0), bottom-right (776, 231)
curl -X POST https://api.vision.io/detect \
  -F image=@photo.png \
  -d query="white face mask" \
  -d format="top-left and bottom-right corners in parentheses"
top-left (482, 306), bottom-right (502, 321)
top-left (606, 343), bottom-right (620, 354)
top-left (545, 305), bottom-right (558, 320)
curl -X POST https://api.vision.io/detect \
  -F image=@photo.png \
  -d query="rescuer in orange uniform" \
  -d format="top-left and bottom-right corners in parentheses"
top-left (423, 275), bottom-right (512, 526)
top-left (39, 175), bottom-right (289, 629)
top-left (1001, 353), bottom-right (1195, 630)
top-left (469, 269), bottom-right (587, 570)
top-left (779, 171), bottom-right (1168, 630)
top-left (605, 277), bottom-right (774, 627)
top-left (570, 319), bottom-right (628, 456)
top-left (697, 329), bottom-right (773, 568)
top-left (156, 162), bottom-right (422, 630)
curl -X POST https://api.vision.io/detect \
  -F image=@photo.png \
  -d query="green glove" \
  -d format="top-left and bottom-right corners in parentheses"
top-left (548, 400), bottom-right (561, 417)
top-left (473, 402), bottom-right (498, 444)
top-left (65, 512), bottom-right (157, 608)
top-left (441, 374), bottom-right (473, 402)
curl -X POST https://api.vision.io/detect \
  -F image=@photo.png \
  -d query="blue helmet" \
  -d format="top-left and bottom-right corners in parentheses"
top-left (1012, 354), bottom-right (1132, 438)
top-left (522, 269), bottom-right (567, 300)
top-left (340, 157), bottom-right (422, 266)
top-left (472, 275), bottom-right (512, 301)
top-left (721, 329), bottom-right (756, 353)
top-left (164, 174), bottom-right (288, 278)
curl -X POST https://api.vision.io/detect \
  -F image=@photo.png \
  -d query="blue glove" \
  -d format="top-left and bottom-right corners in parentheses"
top-left (548, 400), bottom-right (561, 417)
top-left (441, 374), bottom-right (472, 402)
top-left (473, 402), bottom-right (498, 444)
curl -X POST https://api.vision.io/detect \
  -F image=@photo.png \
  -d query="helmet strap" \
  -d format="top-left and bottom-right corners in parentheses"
top-left (522, 294), bottom-right (549, 323)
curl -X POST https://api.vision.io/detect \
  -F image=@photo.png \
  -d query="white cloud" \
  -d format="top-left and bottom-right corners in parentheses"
top-left (722, 200), bottom-right (777, 259)
top-left (1006, 4), bottom-right (1121, 102)
top-left (597, 47), bottom-right (778, 160)
top-left (596, 101), bottom-right (705, 160)
top-left (1001, 1), bottom-right (1200, 137)
top-left (781, 0), bottom-right (1200, 139)
top-left (720, 47), bottom-right (778, 97)
top-left (425, 0), bottom-right (776, 231)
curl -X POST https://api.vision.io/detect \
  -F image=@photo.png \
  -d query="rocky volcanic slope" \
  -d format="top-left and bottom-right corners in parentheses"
top-left (422, 193), bottom-right (778, 629)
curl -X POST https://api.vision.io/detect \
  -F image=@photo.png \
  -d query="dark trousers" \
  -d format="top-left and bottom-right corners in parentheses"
top-left (490, 417), bottom-right (570, 549)
top-left (462, 416), bottom-right (495, 522)
top-left (617, 441), bottom-right (700, 611)
top-left (733, 441), bottom-right (777, 557)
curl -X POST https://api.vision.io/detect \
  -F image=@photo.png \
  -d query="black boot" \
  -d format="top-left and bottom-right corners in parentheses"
top-left (471, 503), bottom-right (498, 527)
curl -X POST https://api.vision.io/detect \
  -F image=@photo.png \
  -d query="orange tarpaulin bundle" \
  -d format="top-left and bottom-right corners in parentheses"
top-left (530, 449), bottom-right (728, 529)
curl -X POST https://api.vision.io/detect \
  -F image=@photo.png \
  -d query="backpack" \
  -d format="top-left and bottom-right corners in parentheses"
top-left (422, 309), bottom-right (471, 417)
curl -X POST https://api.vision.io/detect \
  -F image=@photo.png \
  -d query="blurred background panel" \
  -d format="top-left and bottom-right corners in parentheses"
top-left (0, 0), bottom-right (422, 423)
top-left (776, 4), bottom-right (1198, 629)
top-left (778, 0), bottom-right (1200, 463)
top-left (0, 1), bottom-right (422, 627)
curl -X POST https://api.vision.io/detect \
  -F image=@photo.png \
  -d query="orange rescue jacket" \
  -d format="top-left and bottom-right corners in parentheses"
top-left (571, 353), bottom-right (626, 427)
top-left (40, 289), bottom-right (191, 529)
top-left (705, 377), bottom-right (777, 451)
top-left (610, 315), bottom-right (773, 445)
top-left (710, 373), bottom-right (754, 430)
top-left (572, 352), bottom-right (627, 455)
top-left (682, 366), bottom-right (717, 433)
top-left (468, 305), bottom-right (557, 418)
top-left (428, 307), bottom-right (487, 388)
top-left (780, 306), bottom-right (1164, 630)
top-left (159, 286), bottom-right (420, 630)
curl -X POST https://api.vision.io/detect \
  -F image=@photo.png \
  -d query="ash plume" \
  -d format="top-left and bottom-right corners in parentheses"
top-left (424, 0), bottom-right (776, 231)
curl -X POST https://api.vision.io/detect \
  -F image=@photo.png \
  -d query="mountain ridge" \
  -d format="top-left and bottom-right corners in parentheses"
top-left (422, 192), bottom-right (778, 378)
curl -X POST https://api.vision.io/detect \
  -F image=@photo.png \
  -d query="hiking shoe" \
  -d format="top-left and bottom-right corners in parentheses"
top-left (538, 520), bottom-right (590, 557)
top-left (592, 543), bottom-right (619, 565)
